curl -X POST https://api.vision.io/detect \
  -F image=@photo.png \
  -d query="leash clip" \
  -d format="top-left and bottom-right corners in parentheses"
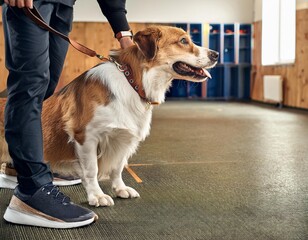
top-left (108, 56), bottom-right (125, 72)
top-left (96, 54), bottom-right (105, 60)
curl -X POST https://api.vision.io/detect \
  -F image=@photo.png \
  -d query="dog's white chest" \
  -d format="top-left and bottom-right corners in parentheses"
top-left (86, 101), bottom-right (152, 144)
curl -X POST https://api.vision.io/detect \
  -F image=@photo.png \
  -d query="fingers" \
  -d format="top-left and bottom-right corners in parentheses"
top-left (4, 0), bottom-right (15, 7)
top-left (4, 0), bottom-right (33, 8)
top-left (24, 0), bottom-right (33, 8)
top-left (7, 0), bottom-right (17, 7)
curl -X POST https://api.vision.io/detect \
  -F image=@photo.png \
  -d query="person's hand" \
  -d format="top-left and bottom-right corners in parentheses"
top-left (119, 37), bottom-right (134, 49)
top-left (4, 0), bottom-right (33, 8)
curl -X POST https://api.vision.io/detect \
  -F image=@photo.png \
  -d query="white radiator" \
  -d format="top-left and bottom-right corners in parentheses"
top-left (263, 75), bottom-right (283, 103)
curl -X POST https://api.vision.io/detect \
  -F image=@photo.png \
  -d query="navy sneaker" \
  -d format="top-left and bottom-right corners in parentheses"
top-left (4, 184), bottom-right (98, 228)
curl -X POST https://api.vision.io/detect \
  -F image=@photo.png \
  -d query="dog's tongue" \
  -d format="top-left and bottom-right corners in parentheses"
top-left (201, 68), bottom-right (212, 79)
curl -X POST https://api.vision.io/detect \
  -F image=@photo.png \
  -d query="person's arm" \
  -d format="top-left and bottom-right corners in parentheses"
top-left (97, 0), bottom-right (134, 48)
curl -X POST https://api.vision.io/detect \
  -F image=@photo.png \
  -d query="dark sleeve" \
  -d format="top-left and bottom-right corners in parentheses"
top-left (97, 0), bottom-right (130, 36)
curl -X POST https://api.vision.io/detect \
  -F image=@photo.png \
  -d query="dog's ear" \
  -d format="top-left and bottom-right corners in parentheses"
top-left (133, 27), bottom-right (162, 60)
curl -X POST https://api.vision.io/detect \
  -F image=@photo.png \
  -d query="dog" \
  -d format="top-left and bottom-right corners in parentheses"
top-left (0, 26), bottom-right (218, 207)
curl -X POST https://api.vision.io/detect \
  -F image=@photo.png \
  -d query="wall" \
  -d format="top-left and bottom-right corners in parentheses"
top-left (251, 1), bottom-right (308, 109)
top-left (254, 0), bottom-right (262, 21)
top-left (74, 0), bottom-right (254, 23)
top-left (296, 0), bottom-right (308, 9)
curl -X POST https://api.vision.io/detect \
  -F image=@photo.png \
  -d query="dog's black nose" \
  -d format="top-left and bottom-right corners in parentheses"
top-left (208, 50), bottom-right (219, 61)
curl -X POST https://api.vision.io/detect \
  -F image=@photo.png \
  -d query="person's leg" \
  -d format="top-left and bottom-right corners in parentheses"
top-left (2, 3), bottom-right (97, 228)
top-left (44, 3), bottom-right (73, 99)
top-left (3, 2), bottom-right (54, 195)
top-left (0, 3), bottom-right (81, 189)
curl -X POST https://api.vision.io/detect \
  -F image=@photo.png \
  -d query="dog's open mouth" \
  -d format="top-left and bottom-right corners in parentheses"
top-left (172, 62), bottom-right (212, 80)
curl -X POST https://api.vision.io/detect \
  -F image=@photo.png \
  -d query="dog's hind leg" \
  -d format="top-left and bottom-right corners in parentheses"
top-left (75, 140), bottom-right (114, 207)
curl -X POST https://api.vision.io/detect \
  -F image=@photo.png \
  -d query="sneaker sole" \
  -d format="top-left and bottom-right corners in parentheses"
top-left (0, 174), bottom-right (18, 189)
top-left (4, 196), bottom-right (98, 229)
top-left (52, 177), bottom-right (82, 186)
top-left (0, 173), bottom-right (81, 189)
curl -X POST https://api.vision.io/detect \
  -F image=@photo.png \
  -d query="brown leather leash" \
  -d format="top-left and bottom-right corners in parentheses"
top-left (23, 6), bottom-right (159, 106)
top-left (23, 6), bottom-right (106, 61)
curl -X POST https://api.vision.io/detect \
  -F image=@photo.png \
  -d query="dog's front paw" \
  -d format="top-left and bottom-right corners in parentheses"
top-left (115, 186), bottom-right (140, 199)
top-left (88, 193), bottom-right (114, 207)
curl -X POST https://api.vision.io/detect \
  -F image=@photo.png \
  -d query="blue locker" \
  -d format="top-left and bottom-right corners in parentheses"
top-left (207, 65), bottom-right (224, 98)
top-left (223, 24), bottom-right (235, 63)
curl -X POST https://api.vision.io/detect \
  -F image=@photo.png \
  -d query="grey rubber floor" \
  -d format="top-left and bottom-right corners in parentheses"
top-left (0, 101), bottom-right (307, 240)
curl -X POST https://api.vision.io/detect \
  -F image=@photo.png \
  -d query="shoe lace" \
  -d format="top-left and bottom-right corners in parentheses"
top-left (42, 184), bottom-right (71, 204)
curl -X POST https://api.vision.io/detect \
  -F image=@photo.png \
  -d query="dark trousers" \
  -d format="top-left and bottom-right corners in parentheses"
top-left (2, 2), bottom-right (73, 194)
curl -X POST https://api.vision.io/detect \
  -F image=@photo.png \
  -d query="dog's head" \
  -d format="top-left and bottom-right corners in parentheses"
top-left (133, 26), bottom-right (218, 82)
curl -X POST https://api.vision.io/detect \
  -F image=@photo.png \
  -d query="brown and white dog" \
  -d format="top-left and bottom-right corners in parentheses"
top-left (0, 26), bottom-right (218, 207)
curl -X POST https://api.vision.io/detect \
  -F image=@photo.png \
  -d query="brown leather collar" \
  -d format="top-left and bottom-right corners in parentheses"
top-left (118, 64), bottom-right (159, 106)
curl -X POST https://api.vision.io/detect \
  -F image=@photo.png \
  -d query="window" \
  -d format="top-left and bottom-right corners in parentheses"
top-left (262, 0), bottom-right (296, 65)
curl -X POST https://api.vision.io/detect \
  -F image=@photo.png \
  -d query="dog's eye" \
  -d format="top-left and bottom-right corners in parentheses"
top-left (180, 38), bottom-right (189, 45)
